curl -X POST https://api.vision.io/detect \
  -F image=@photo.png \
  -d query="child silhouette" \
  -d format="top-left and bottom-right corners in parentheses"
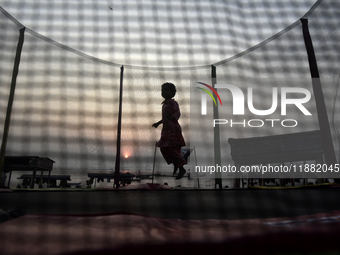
top-left (152, 82), bottom-right (187, 179)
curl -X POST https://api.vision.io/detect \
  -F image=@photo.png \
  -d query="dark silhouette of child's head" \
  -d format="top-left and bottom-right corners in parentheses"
top-left (161, 82), bottom-right (176, 99)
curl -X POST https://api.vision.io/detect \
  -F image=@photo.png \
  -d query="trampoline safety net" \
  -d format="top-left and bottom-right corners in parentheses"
top-left (1, 0), bottom-right (340, 189)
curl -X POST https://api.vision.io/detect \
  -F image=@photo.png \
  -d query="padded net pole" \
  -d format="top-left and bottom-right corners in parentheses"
top-left (0, 27), bottom-right (25, 186)
top-left (300, 18), bottom-right (337, 168)
top-left (212, 65), bottom-right (222, 189)
top-left (114, 65), bottom-right (124, 188)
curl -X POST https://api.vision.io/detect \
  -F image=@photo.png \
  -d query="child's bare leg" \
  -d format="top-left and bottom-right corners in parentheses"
top-left (173, 165), bottom-right (178, 175)
top-left (175, 166), bottom-right (186, 180)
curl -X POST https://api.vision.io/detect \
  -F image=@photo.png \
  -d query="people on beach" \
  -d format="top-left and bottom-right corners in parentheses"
top-left (152, 82), bottom-right (187, 180)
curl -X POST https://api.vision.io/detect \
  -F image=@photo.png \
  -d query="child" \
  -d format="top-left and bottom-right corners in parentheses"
top-left (152, 82), bottom-right (187, 179)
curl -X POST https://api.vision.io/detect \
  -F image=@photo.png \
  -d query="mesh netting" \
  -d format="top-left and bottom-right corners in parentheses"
top-left (1, 0), bottom-right (340, 189)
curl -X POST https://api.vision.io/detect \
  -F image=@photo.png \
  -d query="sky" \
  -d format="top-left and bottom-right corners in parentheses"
top-left (1, 0), bottom-right (319, 67)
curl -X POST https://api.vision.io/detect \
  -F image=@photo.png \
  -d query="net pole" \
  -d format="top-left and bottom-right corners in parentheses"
top-left (212, 65), bottom-right (222, 189)
top-left (114, 65), bottom-right (124, 188)
top-left (0, 27), bottom-right (25, 187)
top-left (151, 141), bottom-right (157, 184)
top-left (300, 18), bottom-right (337, 169)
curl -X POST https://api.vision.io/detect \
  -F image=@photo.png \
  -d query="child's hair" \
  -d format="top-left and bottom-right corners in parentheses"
top-left (162, 82), bottom-right (176, 98)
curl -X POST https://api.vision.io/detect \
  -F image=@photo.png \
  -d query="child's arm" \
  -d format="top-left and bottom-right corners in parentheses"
top-left (152, 120), bottom-right (163, 128)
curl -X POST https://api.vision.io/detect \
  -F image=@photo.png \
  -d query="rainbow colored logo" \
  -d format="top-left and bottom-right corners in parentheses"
top-left (196, 82), bottom-right (222, 106)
